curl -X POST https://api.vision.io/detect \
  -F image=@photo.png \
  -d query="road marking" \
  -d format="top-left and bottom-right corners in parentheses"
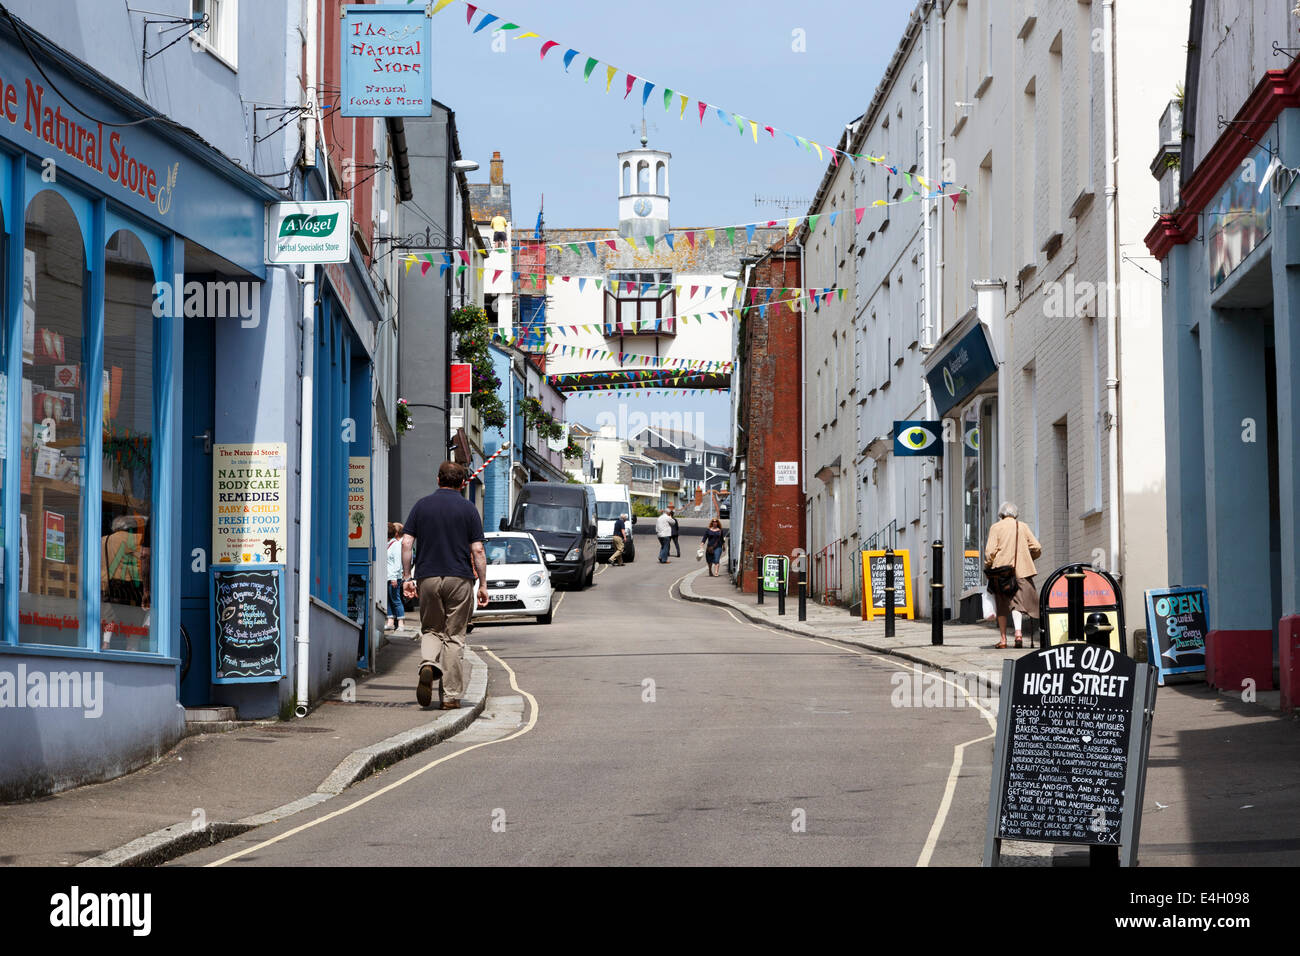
top-left (205, 647), bottom-right (539, 867)
top-left (670, 570), bottom-right (994, 867)
top-left (552, 591), bottom-right (565, 619)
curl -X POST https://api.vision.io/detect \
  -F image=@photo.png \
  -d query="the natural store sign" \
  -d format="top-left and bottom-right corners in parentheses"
top-left (0, 72), bottom-right (178, 214)
top-left (266, 200), bottom-right (351, 264)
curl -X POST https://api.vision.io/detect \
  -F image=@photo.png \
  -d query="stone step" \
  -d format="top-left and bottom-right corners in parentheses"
top-left (185, 705), bottom-right (237, 723)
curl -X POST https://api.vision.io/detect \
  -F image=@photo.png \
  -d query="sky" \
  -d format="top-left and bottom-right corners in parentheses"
top-left (426, 0), bottom-right (918, 444)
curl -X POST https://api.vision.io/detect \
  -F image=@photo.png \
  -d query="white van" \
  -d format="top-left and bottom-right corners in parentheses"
top-left (591, 483), bottom-right (636, 563)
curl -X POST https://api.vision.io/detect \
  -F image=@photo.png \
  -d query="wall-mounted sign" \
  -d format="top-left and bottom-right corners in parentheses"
top-left (341, 4), bottom-right (433, 117)
top-left (861, 549), bottom-right (914, 620)
top-left (894, 420), bottom-right (942, 456)
top-left (266, 200), bottom-right (351, 264)
top-left (1208, 140), bottom-right (1272, 291)
top-left (774, 461), bottom-right (799, 485)
top-left (210, 565), bottom-right (287, 683)
top-left (984, 645), bottom-right (1157, 866)
top-left (212, 443), bottom-right (289, 565)
top-left (925, 323), bottom-right (997, 418)
top-left (348, 457), bottom-right (371, 549)
top-left (1144, 586), bottom-right (1208, 685)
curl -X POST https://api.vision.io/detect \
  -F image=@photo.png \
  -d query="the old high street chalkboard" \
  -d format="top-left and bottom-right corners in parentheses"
top-left (210, 565), bottom-right (287, 683)
top-left (984, 643), bottom-right (1157, 866)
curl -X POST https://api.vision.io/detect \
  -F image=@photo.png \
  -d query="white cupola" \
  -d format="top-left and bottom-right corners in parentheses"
top-left (618, 125), bottom-right (670, 239)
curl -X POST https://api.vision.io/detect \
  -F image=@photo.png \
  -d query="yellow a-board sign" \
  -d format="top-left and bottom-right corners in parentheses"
top-left (861, 549), bottom-right (914, 621)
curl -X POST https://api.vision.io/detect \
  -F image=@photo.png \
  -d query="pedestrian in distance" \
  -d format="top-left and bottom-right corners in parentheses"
top-left (983, 501), bottom-right (1042, 649)
top-left (669, 504), bottom-right (681, 557)
top-left (402, 462), bottom-right (489, 709)
top-left (655, 507), bottom-right (674, 563)
top-left (385, 521), bottom-right (405, 631)
top-left (701, 518), bottom-right (726, 577)
top-left (610, 512), bottom-right (628, 566)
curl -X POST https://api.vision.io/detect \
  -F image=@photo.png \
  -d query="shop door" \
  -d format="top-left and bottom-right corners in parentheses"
top-left (179, 318), bottom-right (215, 706)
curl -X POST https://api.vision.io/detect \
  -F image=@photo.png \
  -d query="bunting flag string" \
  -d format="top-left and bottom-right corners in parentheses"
top-left (422, 0), bottom-right (977, 180)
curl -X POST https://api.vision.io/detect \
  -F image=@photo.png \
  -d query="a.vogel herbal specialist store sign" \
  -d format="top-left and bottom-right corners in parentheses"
top-left (0, 34), bottom-right (273, 275)
top-left (266, 200), bottom-right (351, 264)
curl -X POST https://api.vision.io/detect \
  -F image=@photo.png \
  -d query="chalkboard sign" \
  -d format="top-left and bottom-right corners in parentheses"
top-left (860, 549), bottom-right (914, 620)
top-left (1144, 586), bottom-right (1208, 685)
top-left (984, 644), bottom-right (1156, 866)
top-left (963, 550), bottom-right (982, 592)
top-left (210, 565), bottom-right (287, 684)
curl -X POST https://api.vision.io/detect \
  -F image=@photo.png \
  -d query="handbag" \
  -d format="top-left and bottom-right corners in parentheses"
top-left (696, 547), bottom-right (705, 561)
top-left (984, 520), bottom-right (1020, 598)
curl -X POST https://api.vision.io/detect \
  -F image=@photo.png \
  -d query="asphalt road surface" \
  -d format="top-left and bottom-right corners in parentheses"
top-left (172, 521), bottom-right (996, 867)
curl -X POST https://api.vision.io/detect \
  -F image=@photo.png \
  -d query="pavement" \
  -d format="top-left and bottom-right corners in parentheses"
top-left (0, 626), bottom-right (488, 867)
top-left (682, 567), bottom-right (1300, 866)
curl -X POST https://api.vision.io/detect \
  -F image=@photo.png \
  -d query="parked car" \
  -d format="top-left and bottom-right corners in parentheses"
top-left (592, 483), bottom-right (636, 563)
top-left (501, 481), bottom-right (598, 589)
top-left (473, 532), bottom-right (555, 625)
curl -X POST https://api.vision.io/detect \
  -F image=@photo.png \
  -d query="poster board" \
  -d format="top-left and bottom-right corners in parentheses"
top-left (1144, 586), bottom-right (1209, 685)
top-left (212, 443), bottom-right (289, 565)
top-left (210, 565), bottom-right (287, 683)
top-left (984, 644), bottom-right (1157, 866)
top-left (761, 555), bottom-right (788, 593)
top-left (861, 549), bottom-right (913, 620)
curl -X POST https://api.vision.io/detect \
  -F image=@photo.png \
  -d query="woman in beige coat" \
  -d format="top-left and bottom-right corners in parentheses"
top-left (984, 502), bottom-right (1042, 648)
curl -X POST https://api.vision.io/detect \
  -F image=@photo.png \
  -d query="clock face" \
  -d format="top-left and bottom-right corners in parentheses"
top-left (634, 198), bottom-right (652, 217)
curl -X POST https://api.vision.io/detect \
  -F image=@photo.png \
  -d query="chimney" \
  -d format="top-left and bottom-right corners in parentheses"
top-left (490, 151), bottom-right (503, 186)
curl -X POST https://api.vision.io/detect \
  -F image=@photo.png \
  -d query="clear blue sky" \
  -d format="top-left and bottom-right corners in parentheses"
top-left (429, 0), bottom-right (916, 443)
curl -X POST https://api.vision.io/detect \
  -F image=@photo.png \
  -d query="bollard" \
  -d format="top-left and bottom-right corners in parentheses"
top-left (1065, 570), bottom-right (1085, 643)
top-left (798, 567), bottom-right (807, 622)
top-left (885, 548), bottom-right (896, 638)
top-left (777, 571), bottom-right (786, 616)
top-left (931, 540), bottom-right (944, 646)
top-left (757, 564), bottom-right (764, 605)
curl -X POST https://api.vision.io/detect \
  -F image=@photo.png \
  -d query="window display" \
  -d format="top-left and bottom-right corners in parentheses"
top-left (19, 191), bottom-right (86, 646)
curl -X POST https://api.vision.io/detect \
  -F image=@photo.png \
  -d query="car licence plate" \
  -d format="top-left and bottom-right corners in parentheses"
top-left (488, 592), bottom-right (517, 603)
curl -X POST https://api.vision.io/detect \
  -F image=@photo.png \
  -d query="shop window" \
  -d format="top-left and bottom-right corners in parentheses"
top-left (311, 292), bottom-right (357, 615)
top-left (20, 191), bottom-right (86, 646)
top-left (101, 231), bottom-right (157, 653)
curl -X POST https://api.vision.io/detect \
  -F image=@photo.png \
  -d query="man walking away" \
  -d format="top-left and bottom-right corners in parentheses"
top-left (655, 507), bottom-right (673, 563)
top-left (611, 512), bottom-right (628, 566)
top-left (402, 462), bottom-right (489, 709)
top-left (669, 504), bottom-right (681, 557)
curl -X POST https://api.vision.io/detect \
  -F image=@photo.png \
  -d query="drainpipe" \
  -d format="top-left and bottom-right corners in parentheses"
top-left (1102, 0), bottom-right (1121, 580)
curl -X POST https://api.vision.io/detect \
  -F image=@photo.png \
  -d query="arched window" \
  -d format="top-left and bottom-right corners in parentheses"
top-left (20, 190), bottom-right (86, 646)
top-left (621, 161), bottom-right (631, 195)
top-left (101, 229), bottom-right (157, 652)
top-left (656, 162), bottom-right (666, 195)
top-left (637, 161), bottom-right (650, 193)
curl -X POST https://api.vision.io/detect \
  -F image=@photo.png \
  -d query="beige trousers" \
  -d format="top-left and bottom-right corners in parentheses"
top-left (418, 576), bottom-right (474, 698)
top-left (610, 536), bottom-right (625, 565)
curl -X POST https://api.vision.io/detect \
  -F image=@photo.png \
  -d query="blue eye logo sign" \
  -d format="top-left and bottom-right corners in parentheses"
top-left (893, 421), bottom-right (942, 457)
top-left (964, 423), bottom-right (979, 457)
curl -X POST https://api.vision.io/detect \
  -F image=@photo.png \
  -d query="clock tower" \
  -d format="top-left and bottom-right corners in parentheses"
top-left (617, 127), bottom-right (670, 240)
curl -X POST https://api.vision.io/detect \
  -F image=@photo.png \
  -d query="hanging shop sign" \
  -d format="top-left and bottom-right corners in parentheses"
top-left (450, 362), bottom-right (472, 395)
top-left (210, 564), bottom-right (287, 683)
top-left (924, 323), bottom-right (997, 418)
top-left (266, 200), bottom-right (351, 264)
top-left (893, 420), bottom-right (942, 456)
top-left (348, 456), bottom-right (371, 549)
top-left (984, 644), bottom-right (1157, 866)
top-left (212, 442), bottom-right (289, 565)
top-left (1143, 586), bottom-right (1209, 685)
top-left (861, 549), bottom-right (914, 621)
top-left (1039, 563), bottom-right (1127, 655)
top-left (341, 4), bottom-right (433, 117)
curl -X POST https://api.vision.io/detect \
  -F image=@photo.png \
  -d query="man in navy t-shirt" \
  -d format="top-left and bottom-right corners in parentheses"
top-left (401, 461), bottom-right (488, 709)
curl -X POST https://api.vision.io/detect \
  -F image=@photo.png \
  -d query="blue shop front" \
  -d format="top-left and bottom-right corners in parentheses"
top-left (0, 23), bottom-right (283, 799)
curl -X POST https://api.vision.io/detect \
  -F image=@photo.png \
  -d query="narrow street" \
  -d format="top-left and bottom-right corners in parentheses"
top-left (172, 523), bottom-right (993, 867)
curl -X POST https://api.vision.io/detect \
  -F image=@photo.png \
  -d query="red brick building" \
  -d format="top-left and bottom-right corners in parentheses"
top-left (734, 239), bottom-right (805, 592)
